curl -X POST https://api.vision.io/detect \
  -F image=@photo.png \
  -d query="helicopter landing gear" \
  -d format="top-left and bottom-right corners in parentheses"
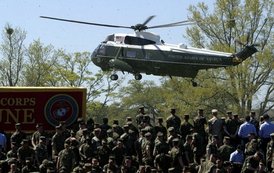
top-left (191, 79), bottom-right (198, 87)
top-left (110, 74), bottom-right (118, 80)
top-left (134, 73), bottom-right (142, 80)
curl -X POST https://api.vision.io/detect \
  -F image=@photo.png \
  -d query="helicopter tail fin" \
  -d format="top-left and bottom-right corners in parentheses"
top-left (234, 45), bottom-right (258, 61)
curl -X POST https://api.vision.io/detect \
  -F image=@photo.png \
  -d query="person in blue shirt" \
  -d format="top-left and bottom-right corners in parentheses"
top-left (230, 145), bottom-right (244, 172)
top-left (238, 116), bottom-right (257, 147)
top-left (258, 114), bottom-right (274, 154)
top-left (0, 131), bottom-right (7, 152)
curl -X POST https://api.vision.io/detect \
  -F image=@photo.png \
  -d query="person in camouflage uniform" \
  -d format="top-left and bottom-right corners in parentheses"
top-left (141, 132), bottom-right (154, 166)
top-left (266, 133), bottom-right (274, 172)
top-left (51, 125), bottom-right (65, 160)
top-left (112, 139), bottom-right (126, 167)
top-left (17, 139), bottom-right (35, 167)
top-left (31, 123), bottom-right (47, 148)
top-left (136, 106), bottom-right (146, 126)
top-left (7, 141), bottom-right (18, 159)
top-left (120, 156), bottom-right (137, 173)
top-left (97, 139), bottom-right (112, 167)
top-left (245, 139), bottom-right (259, 158)
top-left (169, 138), bottom-right (184, 173)
top-left (10, 123), bottom-right (26, 148)
top-left (79, 137), bottom-right (96, 162)
top-left (206, 135), bottom-right (219, 160)
top-left (153, 132), bottom-right (169, 157)
top-left (57, 139), bottom-right (75, 173)
top-left (103, 156), bottom-right (119, 173)
top-left (218, 136), bottom-right (234, 162)
top-left (34, 136), bottom-right (48, 166)
top-left (241, 151), bottom-right (264, 173)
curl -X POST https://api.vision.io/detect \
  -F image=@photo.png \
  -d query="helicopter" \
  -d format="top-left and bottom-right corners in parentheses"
top-left (40, 16), bottom-right (258, 86)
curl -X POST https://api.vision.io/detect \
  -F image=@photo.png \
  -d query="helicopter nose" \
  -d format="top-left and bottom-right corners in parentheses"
top-left (91, 45), bottom-right (101, 65)
top-left (91, 52), bottom-right (99, 66)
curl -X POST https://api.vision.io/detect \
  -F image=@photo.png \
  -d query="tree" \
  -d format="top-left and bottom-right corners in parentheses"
top-left (186, 0), bottom-right (273, 115)
top-left (23, 40), bottom-right (59, 86)
top-left (0, 25), bottom-right (26, 86)
top-left (111, 80), bottom-right (166, 123)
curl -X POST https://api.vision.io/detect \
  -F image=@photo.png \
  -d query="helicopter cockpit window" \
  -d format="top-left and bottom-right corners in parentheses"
top-left (124, 36), bottom-right (155, 45)
top-left (104, 34), bottom-right (114, 42)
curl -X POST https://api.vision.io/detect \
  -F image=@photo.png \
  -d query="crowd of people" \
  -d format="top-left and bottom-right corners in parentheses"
top-left (0, 107), bottom-right (274, 173)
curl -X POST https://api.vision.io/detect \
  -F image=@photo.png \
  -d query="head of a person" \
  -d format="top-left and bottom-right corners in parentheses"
top-left (186, 135), bottom-right (193, 143)
top-left (263, 114), bottom-right (270, 121)
top-left (170, 108), bottom-right (176, 115)
top-left (250, 111), bottom-right (256, 118)
top-left (39, 136), bottom-right (47, 144)
top-left (223, 136), bottom-right (230, 145)
top-left (36, 123), bottom-right (44, 132)
top-left (248, 132), bottom-right (256, 140)
top-left (15, 123), bottom-right (21, 131)
top-left (270, 133), bottom-right (274, 140)
top-left (212, 135), bottom-right (219, 144)
top-left (211, 109), bottom-right (218, 116)
top-left (254, 151), bottom-right (263, 161)
top-left (103, 117), bottom-right (108, 124)
top-left (209, 154), bottom-right (217, 163)
top-left (93, 128), bottom-right (101, 136)
top-left (226, 111), bottom-right (232, 118)
top-left (172, 138), bottom-right (179, 147)
top-left (21, 139), bottom-right (29, 148)
top-left (145, 132), bottom-right (152, 140)
top-left (55, 125), bottom-right (62, 133)
top-left (245, 115), bottom-right (251, 122)
top-left (59, 121), bottom-right (66, 129)
top-left (158, 117), bottom-right (163, 124)
top-left (108, 156), bottom-right (115, 165)
top-left (92, 158), bottom-right (99, 166)
top-left (233, 114), bottom-right (239, 120)
top-left (168, 127), bottom-right (175, 135)
top-left (236, 145), bottom-right (242, 152)
top-left (138, 106), bottom-right (145, 114)
top-left (198, 109), bottom-right (204, 116)
top-left (184, 114), bottom-right (190, 121)
top-left (157, 132), bottom-right (164, 141)
top-left (124, 156), bottom-right (132, 166)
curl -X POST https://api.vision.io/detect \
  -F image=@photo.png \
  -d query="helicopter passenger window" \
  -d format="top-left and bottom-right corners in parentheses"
top-left (124, 36), bottom-right (155, 45)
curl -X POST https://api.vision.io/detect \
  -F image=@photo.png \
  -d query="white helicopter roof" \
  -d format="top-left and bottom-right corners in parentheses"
top-left (107, 32), bottom-right (232, 57)
top-left (112, 31), bottom-right (162, 44)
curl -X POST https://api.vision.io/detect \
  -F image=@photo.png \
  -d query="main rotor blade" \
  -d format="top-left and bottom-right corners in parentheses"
top-left (142, 15), bottom-right (156, 26)
top-left (40, 16), bottom-right (132, 29)
top-left (148, 20), bottom-right (195, 29)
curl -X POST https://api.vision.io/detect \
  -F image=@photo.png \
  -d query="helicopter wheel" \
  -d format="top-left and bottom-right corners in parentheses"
top-left (110, 74), bottom-right (118, 80)
top-left (134, 73), bottom-right (142, 80)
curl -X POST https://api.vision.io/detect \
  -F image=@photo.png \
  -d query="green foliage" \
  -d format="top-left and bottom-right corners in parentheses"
top-left (186, 0), bottom-right (274, 115)
top-left (24, 40), bottom-right (59, 86)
